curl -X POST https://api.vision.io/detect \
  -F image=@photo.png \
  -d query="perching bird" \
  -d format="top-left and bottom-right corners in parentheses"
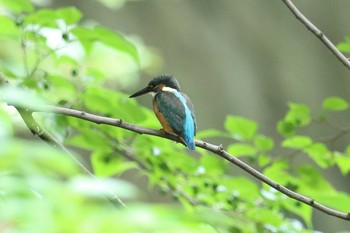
top-left (129, 75), bottom-right (197, 150)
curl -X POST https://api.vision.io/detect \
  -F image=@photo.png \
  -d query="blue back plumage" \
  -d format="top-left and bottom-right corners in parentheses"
top-left (172, 91), bottom-right (196, 150)
top-left (155, 88), bottom-right (196, 150)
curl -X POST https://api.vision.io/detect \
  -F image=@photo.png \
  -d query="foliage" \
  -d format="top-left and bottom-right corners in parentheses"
top-left (1, 1), bottom-right (350, 232)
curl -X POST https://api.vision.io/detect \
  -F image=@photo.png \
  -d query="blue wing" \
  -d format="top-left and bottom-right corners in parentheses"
top-left (155, 91), bottom-right (196, 150)
top-left (182, 93), bottom-right (197, 136)
top-left (155, 91), bottom-right (185, 135)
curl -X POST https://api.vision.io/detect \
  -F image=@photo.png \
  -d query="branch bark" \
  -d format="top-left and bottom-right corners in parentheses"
top-left (33, 105), bottom-right (350, 221)
top-left (282, 0), bottom-right (350, 70)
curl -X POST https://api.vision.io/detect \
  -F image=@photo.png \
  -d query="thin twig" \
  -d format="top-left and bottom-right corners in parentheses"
top-left (282, 0), bottom-right (350, 70)
top-left (33, 105), bottom-right (350, 221)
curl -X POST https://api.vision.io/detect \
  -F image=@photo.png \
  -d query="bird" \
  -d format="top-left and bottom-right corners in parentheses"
top-left (129, 74), bottom-right (197, 150)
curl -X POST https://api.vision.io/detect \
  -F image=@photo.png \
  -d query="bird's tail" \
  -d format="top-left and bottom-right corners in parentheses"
top-left (181, 136), bottom-right (195, 150)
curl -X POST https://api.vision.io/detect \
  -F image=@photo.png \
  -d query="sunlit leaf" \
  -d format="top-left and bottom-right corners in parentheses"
top-left (24, 7), bottom-right (82, 28)
top-left (282, 135), bottom-right (312, 149)
top-left (224, 116), bottom-right (258, 140)
top-left (91, 149), bottom-right (137, 177)
top-left (246, 208), bottom-right (283, 227)
top-left (82, 86), bottom-right (147, 122)
top-left (227, 143), bottom-right (257, 157)
top-left (0, 140), bottom-right (79, 176)
top-left (200, 154), bottom-right (226, 175)
top-left (254, 134), bottom-right (274, 151)
top-left (277, 103), bottom-right (310, 137)
top-left (297, 165), bottom-right (334, 193)
top-left (322, 96), bottom-right (348, 111)
top-left (0, 106), bottom-right (13, 138)
top-left (277, 120), bottom-right (295, 137)
top-left (0, 16), bottom-right (21, 37)
top-left (263, 161), bottom-right (293, 186)
top-left (0, 0), bottom-right (34, 13)
top-left (334, 152), bottom-right (350, 175)
top-left (337, 38), bottom-right (350, 52)
top-left (71, 26), bottom-right (139, 64)
top-left (0, 86), bottom-right (47, 108)
top-left (304, 143), bottom-right (333, 168)
top-left (281, 199), bottom-right (312, 227)
top-left (285, 103), bottom-right (311, 127)
top-left (55, 7), bottom-right (82, 25)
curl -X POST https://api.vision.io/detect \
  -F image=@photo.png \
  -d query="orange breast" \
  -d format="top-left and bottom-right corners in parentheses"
top-left (153, 100), bottom-right (175, 135)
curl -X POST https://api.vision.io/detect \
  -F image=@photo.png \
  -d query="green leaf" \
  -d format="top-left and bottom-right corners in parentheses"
top-left (337, 38), bottom-right (350, 52)
top-left (296, 165), bottom-right (335, 194)
top-left (94, 27), bottom-right (139, 63)
top-left (224, 177), bottom-right (260, 201)
top-left (91, 150), bottom-right (136, 177)
top-left (304, 143), bottom-right (333, 168)
top-left (282, 135), bottom-right (312, 149)
top-left (246, 208), bottom-right (283, 227)
top-left (263, 161), bottom-right (293, 186)
top-left (0, 0), bottom-right (34, 13)
top-left (285, 103), bottom-right (311, 127)
top-left (0, 86), bottom-right (47, 108)
top-left (57, 55), bottom-right (79, 66)
top-left (201, 154), bottom-right (226, 175)
top-left (224, 116), bottom-right (258, 140)
top-left (71, 26), bottom-right (139, 64)
top-left (55, 7), bottom-right (82, 25)
top-left (24, 7), bottom-right (82, 28)
top-left (277, 103), bottom-right (311, 137)
top-left (227, 143), bottom-right (257, 157)
top-left (25, 9), bottom-right (59, 28)
top-left (0, 16), bottom-right (21, 37)
top-left (82, 86), bottom-right (146, 122)
top-left (258, 154), bottom-right (271, 167)
top-left (334, 152), bottom-right (350, 175)
top-left (322, 96), bottom-right (349, 111)
top-left (316, 191), bottom-right (350, 213)
top-left (0, 107), bottom-right (14, 138)
top-left (254, 134), bottom-right (274, 151)
top-left (46, 75), bottom-right (77, 103)
top-left (276, 120), bottom-right (295, 136)
top-left (282, 199), bottom-right (312, 227)
top-left (0, 140), bottom-right (79, 177)
top-left (67, 128), bottom-right (110, 151)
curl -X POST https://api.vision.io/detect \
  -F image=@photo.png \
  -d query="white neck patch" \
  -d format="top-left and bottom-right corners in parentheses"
top-left (162, 86), bottom-right (176, 93)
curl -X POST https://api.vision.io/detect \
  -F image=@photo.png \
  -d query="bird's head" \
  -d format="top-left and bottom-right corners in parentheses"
top-left (129, 74), bottom-right (181, 98)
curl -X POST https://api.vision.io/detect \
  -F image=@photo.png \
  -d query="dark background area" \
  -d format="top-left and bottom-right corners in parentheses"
top-left (45, 0), bottom-right (350, 231)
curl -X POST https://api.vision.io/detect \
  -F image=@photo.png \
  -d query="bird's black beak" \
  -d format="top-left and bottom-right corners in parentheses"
top-left (129, 86), bottom-right (152, 98)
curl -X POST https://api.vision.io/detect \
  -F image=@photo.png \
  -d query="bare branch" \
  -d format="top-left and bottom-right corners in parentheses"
top-left (33, 105), bottom-right (350, 221)
top-left (282, 0), bottom-right (350, 70)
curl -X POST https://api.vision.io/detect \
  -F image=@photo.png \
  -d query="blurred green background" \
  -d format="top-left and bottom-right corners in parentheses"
top-left (48, 0), bottom-right (350, 231)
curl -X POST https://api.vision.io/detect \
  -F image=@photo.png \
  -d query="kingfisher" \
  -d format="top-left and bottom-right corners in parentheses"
top-left (129, 75), bottom-right (197, 150)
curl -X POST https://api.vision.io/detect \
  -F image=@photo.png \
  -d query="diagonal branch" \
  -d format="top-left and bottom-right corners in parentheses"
top-left (282, 0), bottom-right (350, 70)
top-left (33, 105), bottom-right (350, 221)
